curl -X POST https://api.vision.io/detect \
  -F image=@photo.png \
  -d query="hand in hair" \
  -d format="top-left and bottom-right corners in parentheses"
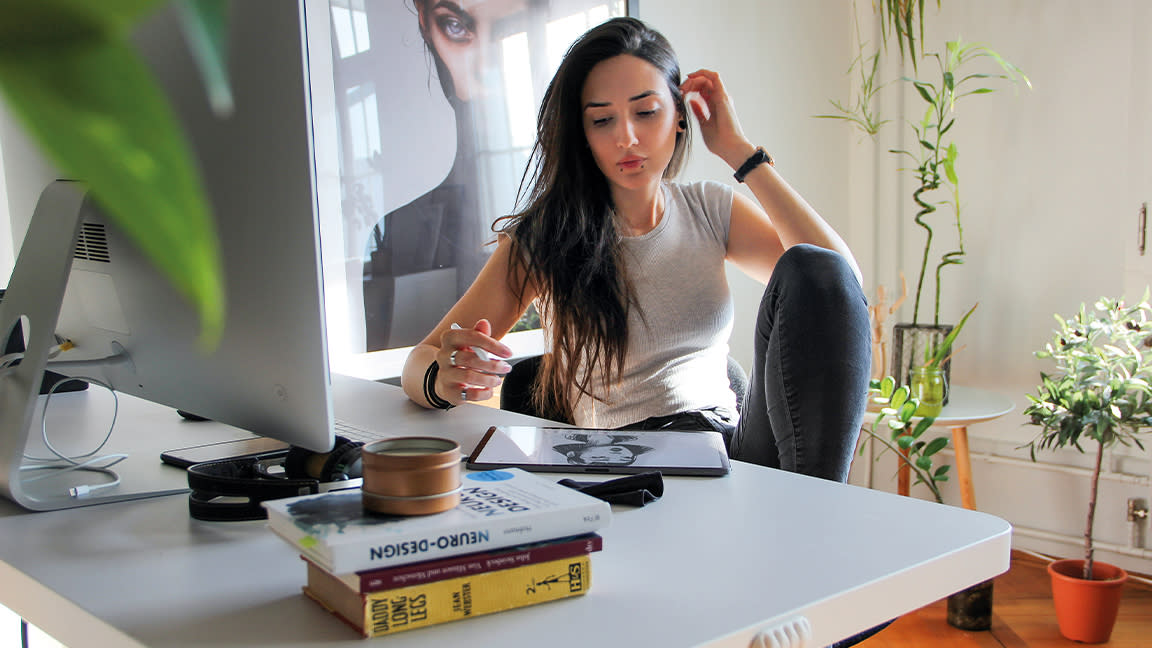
top-left (680, 69), bottom-right (757, 170)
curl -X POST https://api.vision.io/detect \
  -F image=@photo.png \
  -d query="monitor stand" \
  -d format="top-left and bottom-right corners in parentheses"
top-left (0, 182), bottom-right (187, 510)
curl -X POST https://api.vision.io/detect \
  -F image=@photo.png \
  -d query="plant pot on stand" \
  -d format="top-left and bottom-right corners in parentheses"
top-left (1048, 559), bottom-right (1128, 643)
top-left (891, 323), bottom-right (953, 404)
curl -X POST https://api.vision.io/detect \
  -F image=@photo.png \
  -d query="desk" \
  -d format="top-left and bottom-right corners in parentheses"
top-left (0, 375), bottom-right (1011, 648)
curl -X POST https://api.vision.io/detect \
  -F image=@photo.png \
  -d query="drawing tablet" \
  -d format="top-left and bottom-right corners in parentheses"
top-left (467, 426), bottom-right (730, 476)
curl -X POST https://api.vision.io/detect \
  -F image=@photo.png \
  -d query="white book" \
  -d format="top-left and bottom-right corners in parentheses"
top-left (262, 468), bottom-right (611, 574)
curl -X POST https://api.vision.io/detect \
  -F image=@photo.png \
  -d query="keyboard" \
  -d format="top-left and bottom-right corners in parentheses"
top-left (333, 418), bottom-right (389, 444)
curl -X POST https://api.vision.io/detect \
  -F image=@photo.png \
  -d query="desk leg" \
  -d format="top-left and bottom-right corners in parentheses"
top-left (950, 426), bottom-right (976, 510)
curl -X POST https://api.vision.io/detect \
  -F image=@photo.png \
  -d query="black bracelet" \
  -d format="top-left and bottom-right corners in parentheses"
top-left (733, 147), bottom-right (774, 183)
top-left (423, 361), bottom-right (455, 410)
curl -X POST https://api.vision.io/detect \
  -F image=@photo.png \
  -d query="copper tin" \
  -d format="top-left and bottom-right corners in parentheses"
top-left (360, 437), bottom-right (461, 515)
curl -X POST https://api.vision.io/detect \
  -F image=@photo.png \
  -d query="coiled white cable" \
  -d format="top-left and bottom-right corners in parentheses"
top-left (19, 375), bottom-right (124, 498)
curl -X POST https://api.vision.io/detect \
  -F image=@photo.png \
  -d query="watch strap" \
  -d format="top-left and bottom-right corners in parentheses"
top-left (733, 147), bottom-right (774, 183)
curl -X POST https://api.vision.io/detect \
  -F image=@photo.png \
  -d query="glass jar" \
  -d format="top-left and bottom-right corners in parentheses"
top-left (911, 366), bottom-right (947, 417)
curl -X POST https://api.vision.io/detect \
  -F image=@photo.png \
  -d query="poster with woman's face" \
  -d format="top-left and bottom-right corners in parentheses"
top-left (312, 0), bottom-right (628, 377)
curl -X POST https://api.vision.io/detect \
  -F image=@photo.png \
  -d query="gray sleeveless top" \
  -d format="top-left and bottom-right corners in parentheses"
top-left (568, 180), bottom-right (736, 428)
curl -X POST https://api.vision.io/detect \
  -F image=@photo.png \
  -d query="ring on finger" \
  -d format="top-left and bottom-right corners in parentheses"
top-left (460, 388), bottom-right (468, 403)
top-left (448, 350), bottom-right (460, 367)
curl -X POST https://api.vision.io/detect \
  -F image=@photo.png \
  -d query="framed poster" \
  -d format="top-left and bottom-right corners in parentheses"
top-left (307, 0), bottom-right (636, 380)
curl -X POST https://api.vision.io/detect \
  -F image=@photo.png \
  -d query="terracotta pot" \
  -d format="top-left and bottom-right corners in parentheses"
top-left (1047, 558), bottom-right (1128, 643)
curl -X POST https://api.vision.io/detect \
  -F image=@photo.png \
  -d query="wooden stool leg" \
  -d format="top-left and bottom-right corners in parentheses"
top-left (950, 426), bottom-right (976, 510)
top-left (897, 448), bottom-right (910, 497)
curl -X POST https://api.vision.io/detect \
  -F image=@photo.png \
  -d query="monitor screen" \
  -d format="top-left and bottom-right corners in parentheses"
top-left (0, 1), bottom-right (336, 510)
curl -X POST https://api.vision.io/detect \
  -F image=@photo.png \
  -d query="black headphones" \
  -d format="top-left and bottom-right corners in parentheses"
top-left (186, 436), bottom-right (364, 521)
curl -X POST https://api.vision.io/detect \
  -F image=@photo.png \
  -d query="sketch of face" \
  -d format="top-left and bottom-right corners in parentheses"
top-left (416, 0), bottom-right (526, 102)
top-left (571, 444), bottom-right (637, 465)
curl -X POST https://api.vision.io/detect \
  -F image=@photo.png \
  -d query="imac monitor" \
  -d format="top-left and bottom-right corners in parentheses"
top-left (0, 1), bottom-right (337, 510)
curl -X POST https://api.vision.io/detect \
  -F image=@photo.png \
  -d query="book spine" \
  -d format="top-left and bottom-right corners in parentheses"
top-left (353, 534), bottom-right (603, 592)
top-left (320, 501), bottom-right (607, 574)
top-left (305, 555), bottom-right (592, 638)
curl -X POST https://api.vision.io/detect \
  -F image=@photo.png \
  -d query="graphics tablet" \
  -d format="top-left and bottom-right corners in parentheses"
top-left (467, 426), bottom-right (730, 476)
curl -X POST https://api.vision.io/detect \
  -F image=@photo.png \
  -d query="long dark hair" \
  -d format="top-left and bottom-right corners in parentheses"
top-left (494, 17), bottom-right (690, 422)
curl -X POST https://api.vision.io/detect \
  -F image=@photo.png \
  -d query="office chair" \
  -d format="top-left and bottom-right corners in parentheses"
top-left (499, 354), bottom-right (748, 419)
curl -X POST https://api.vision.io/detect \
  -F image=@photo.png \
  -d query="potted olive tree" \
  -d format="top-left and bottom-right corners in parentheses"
top-left (1023, 294), bottom-right (1152, 643)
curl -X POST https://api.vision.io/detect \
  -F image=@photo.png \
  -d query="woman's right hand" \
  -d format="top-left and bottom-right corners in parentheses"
top-left (436, 319), bottom-right (513, 404)
top-left (680, 69), bottom-right (756, 171)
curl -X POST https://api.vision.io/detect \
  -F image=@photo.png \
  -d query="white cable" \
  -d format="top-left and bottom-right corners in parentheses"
top-left (24, 375), bottom-right (119, 463)
top-left (19, 375), bottom-right (124, 498)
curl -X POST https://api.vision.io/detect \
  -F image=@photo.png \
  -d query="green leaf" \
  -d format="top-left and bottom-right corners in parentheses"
top-left (923, 436), bottom-right (949, 457)
top-left (912, 417), bottom-right (935, 437)
top-left (898, 400), bottom-right (918, 422)
top-left (943, 143), bottom-right (959, 185)
top-left (896, 435), bottom-right (914, 449)
top-left (891, 385), bottom-right (910, 410)
top-left (0, 34), bottom-right (224, 345)
top-left (913, 81), bottom-right (935, 104)
top-left (880, 375), bottom-right (896, 398)
top-left (915, 455), bottom-right (933, 471)
top-left (925, 303), bottom-right (979, 367)
top-left (174, 0), bottom-right (233, 116)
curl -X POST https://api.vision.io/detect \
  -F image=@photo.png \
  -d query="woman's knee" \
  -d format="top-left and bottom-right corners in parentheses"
top-left (759, 245), bottom-right (865, 323)
top-left (772, 244), bottom-right (860, 297)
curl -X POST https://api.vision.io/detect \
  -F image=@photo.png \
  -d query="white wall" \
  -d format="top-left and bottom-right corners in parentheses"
top-left (638, 1), bottom-right (854, 368)
top-left (0, 100), bottom-right (60, 284)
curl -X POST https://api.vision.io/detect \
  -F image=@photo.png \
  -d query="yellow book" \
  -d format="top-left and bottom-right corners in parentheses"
top-left (304, 555), bottom-right (591, 638)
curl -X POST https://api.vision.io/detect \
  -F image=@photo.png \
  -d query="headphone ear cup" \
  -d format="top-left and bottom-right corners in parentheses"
top-left (284, 435), bottom-right (363, 481)
top-left (320, 437), bottom-right (364, 481)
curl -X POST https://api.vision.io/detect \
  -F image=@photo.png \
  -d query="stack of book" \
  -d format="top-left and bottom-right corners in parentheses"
top-left (261, 467), bottom-right (612, 638)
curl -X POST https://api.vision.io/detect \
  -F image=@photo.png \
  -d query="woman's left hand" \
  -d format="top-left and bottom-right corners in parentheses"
top-left (680, 69), bottom-right (756, 169)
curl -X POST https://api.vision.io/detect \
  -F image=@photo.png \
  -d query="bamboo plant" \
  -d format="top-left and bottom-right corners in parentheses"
top-left (891, 40), bottom-right (1029, 325)
top-left (1023, 294), bottom-right (1152, 580)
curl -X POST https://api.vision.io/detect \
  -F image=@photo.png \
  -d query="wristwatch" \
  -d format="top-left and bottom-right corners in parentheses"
top-left (733, 147), bottom-right (774, 183)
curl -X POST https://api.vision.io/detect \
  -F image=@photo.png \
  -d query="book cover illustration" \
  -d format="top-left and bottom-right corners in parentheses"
top-left (263, 468), bottom-right (610, 574)
top-left (304, 555), bottom-right (592, 638)
top-left (316, 533), bottom-right (603, 592)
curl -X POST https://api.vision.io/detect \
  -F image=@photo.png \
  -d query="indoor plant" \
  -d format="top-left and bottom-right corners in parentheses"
top-left (886, 39), bottom-right (1028, 388)
top-left (0, 0), bottom-right (228, 344)
top-left (863, 376), bottom-right (993, 630)
top-left (1023, 294), bottom-right (1152, 643)
top-left (818, 3), bottom-right (1029, 388)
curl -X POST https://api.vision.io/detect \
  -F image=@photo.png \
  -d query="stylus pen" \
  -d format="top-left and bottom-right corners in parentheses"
top-left (450, 323), bottom-right (490, 361)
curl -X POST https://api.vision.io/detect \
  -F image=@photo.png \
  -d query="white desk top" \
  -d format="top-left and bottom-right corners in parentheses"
top-left (0, 375), bottom-right (1012, 648)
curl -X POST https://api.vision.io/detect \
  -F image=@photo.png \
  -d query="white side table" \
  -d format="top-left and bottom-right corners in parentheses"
top-left (869, 386), bottom-right (1015, 510)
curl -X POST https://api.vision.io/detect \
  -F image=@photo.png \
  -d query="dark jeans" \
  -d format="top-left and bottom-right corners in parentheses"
top-left (626, 245), bottom-right (878, 648)
top-left (626, 245), bottom-right (871, 483)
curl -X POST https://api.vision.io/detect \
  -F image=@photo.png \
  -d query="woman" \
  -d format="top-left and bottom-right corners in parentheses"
top-left (401, 16), bottom-right (871, 483)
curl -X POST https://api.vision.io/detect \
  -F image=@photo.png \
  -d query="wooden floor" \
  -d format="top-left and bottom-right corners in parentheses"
top-left (857, 551), bottom-right (1152, 647)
